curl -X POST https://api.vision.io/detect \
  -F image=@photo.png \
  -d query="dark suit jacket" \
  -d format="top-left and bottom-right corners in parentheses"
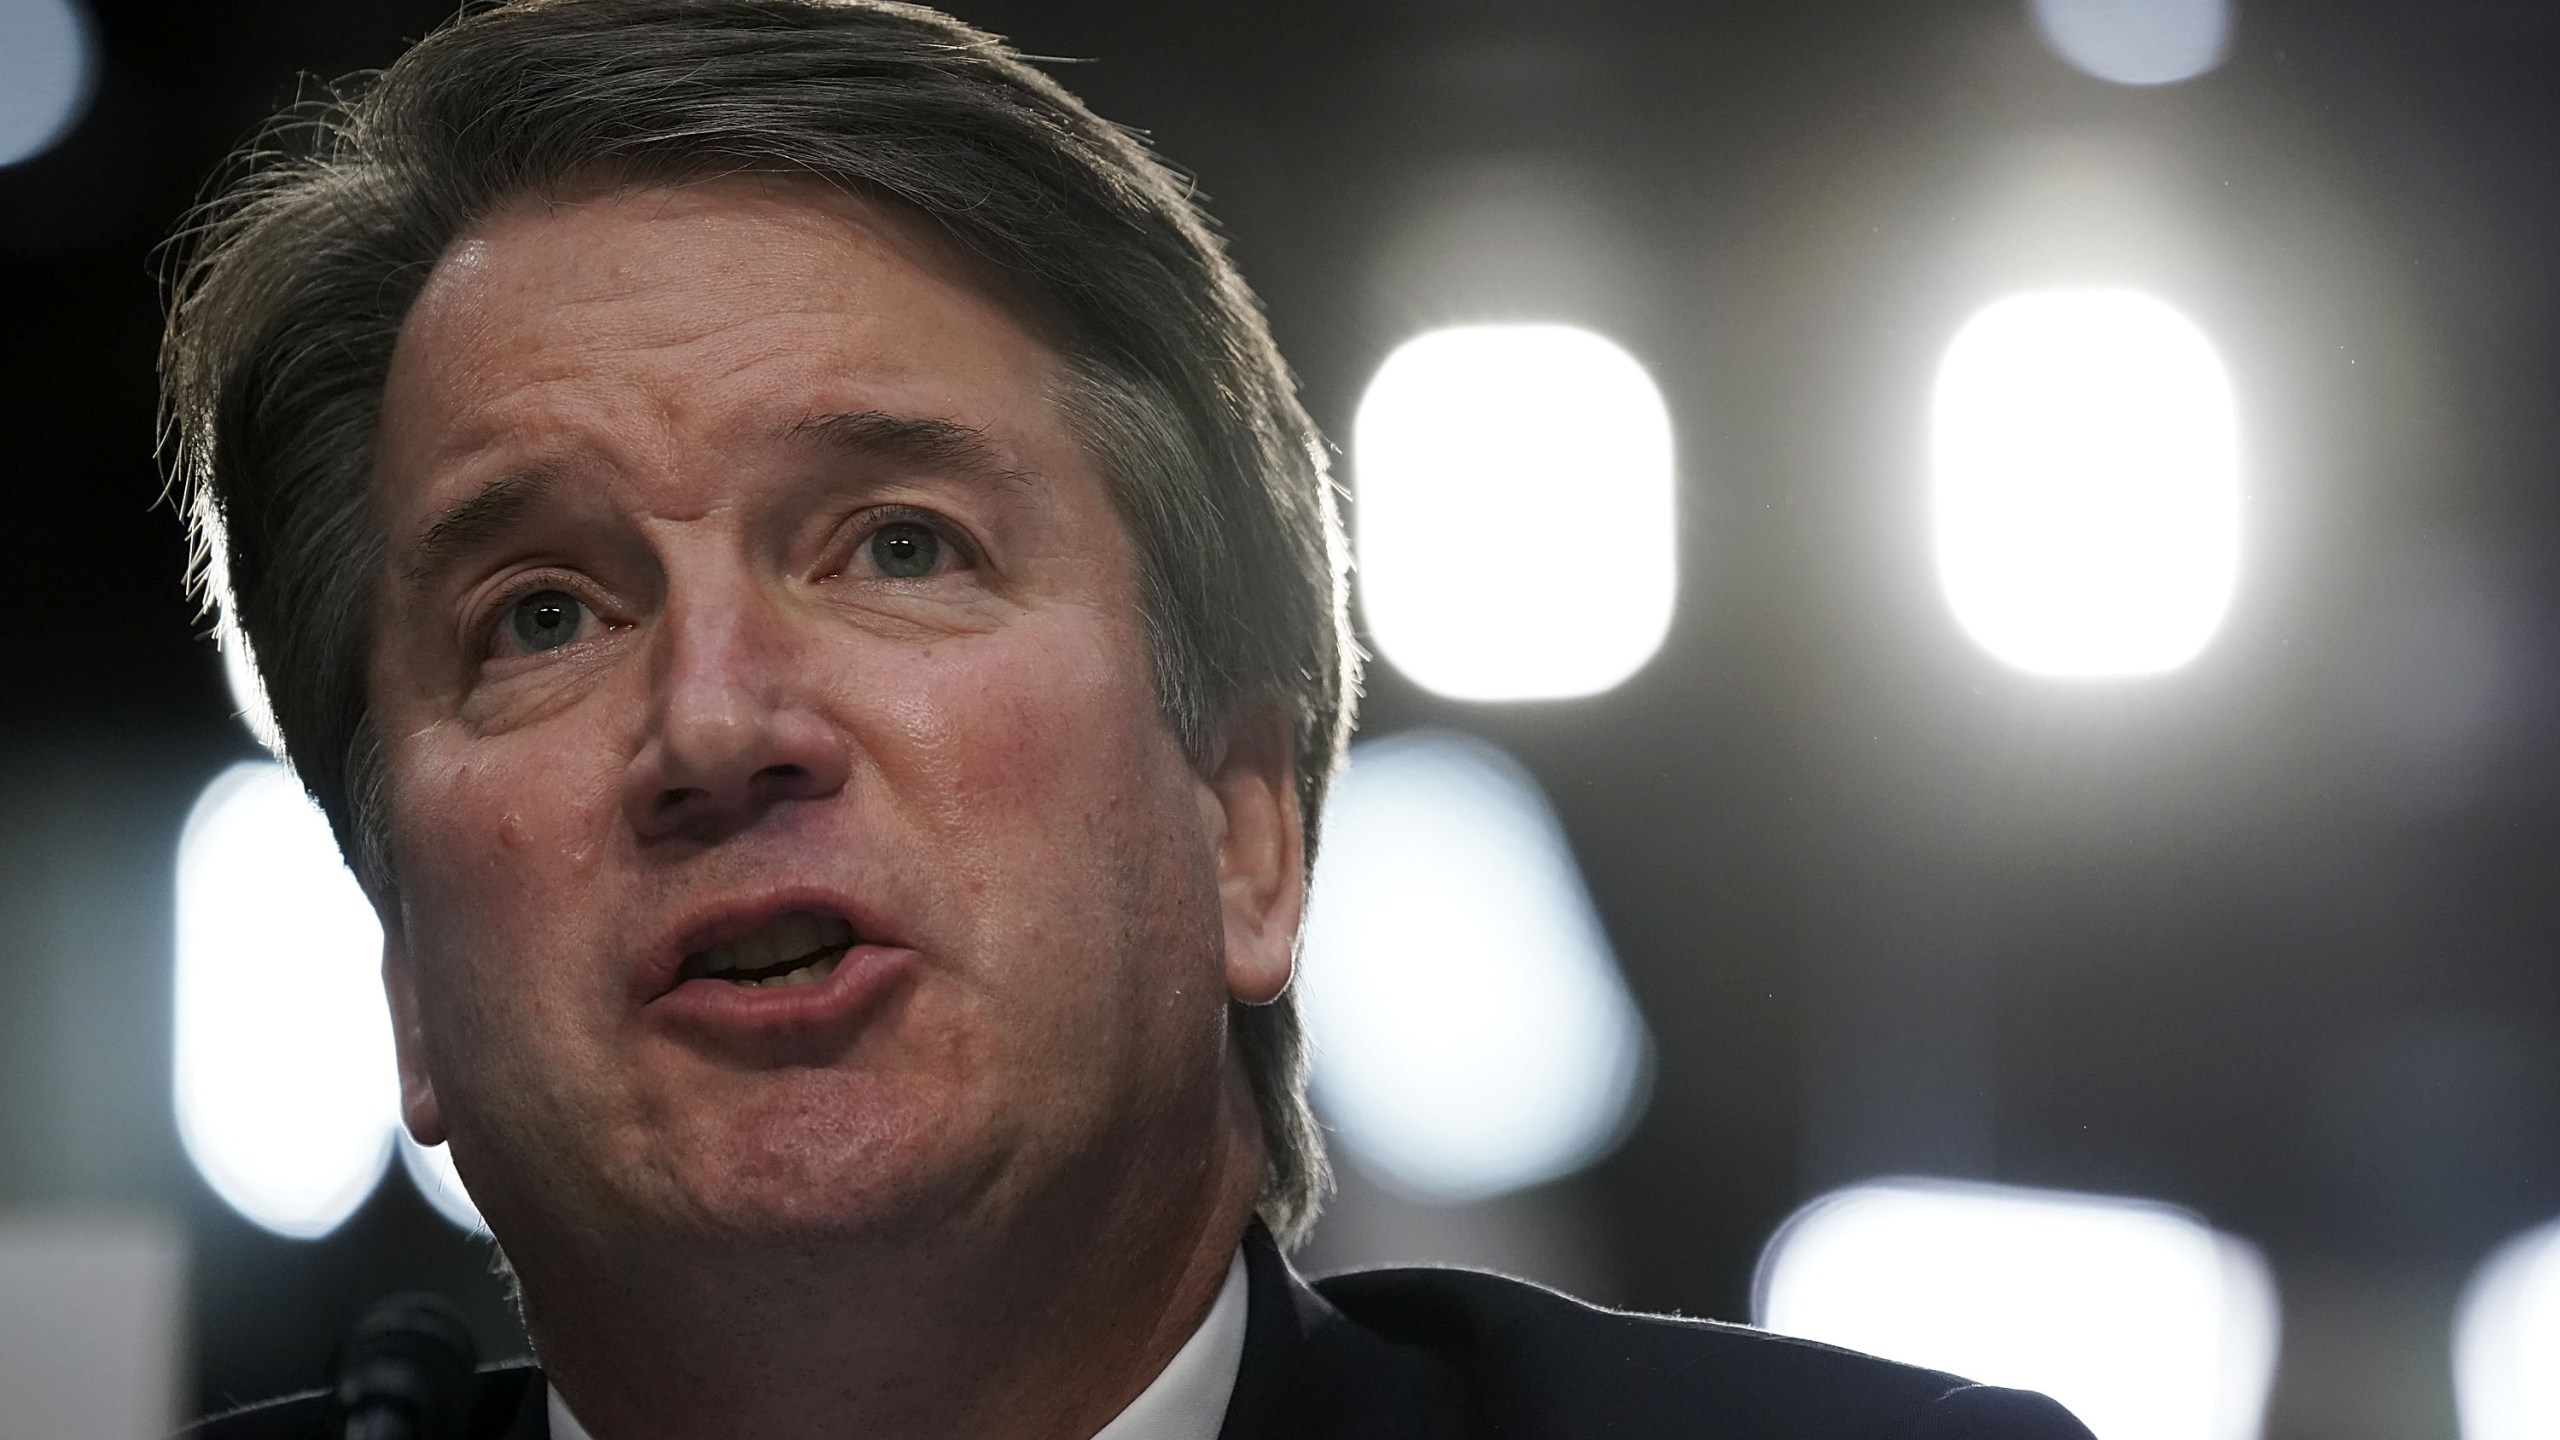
top-left (190, 1229), bottom-right (2094, 1439)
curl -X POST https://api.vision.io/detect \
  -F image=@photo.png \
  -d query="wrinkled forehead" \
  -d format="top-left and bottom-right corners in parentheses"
top-left (429, 170), bottom-right (1069, 339)
top-left (371, 174), bottom-right (1085, 533)
top-left (388, 172), bottom-right (1069, 404)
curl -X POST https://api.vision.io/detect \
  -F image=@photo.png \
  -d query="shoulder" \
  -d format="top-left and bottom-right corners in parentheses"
top-left (1312, 1265), bottom-right (2095, 1440)
top-left (184, 1364), bottom-right (546, 1440)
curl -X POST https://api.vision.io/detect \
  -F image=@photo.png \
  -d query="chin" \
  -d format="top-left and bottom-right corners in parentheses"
top-left (648, 1080), bottom-right (1005, 1248)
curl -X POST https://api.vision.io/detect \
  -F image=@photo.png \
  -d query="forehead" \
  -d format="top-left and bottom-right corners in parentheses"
top-left (376, 176), bottom-right (1070, 512)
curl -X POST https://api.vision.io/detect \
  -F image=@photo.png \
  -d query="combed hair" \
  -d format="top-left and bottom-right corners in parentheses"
top-left (160, 0), bottom-right (1355, 1246)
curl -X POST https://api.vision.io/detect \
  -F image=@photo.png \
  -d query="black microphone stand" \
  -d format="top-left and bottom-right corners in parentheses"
top-left (332, 1292), bottom-right (481, 1440)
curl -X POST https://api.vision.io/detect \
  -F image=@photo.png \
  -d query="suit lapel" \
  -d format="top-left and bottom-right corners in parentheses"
top-left (1213, 1228), bottom-right (1474, 1440)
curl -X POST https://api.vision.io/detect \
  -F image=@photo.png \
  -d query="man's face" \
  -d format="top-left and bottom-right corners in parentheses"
top-left (366, 179), bottom-right (1296, 1264)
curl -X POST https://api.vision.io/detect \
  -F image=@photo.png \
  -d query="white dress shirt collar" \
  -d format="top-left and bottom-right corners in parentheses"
top-left (548, 1247), bottom-right (1251, 1440)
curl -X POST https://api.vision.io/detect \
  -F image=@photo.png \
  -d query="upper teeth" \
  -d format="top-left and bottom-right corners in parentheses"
top-left (689, 910), bottom-right (857, 980)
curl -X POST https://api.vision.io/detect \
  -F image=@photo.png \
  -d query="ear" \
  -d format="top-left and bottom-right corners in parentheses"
top-left (1201, 706), bottom-right (1304, 1007)
top-left (382, 929), bottom-right (448, 1147)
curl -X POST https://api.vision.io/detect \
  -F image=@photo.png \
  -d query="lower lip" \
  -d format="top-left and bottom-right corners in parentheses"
top-left (647, 943), bottom-right (917, 1034)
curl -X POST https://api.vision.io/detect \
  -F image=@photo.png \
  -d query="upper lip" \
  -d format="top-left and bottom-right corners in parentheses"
top-left (634, 886), bottom-right (895, 1002)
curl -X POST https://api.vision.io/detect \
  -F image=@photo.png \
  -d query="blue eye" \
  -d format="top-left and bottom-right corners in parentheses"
top-left (868, 522), bottom-right (942, 578)
top-left (506, 589), bottom-right (588, 653)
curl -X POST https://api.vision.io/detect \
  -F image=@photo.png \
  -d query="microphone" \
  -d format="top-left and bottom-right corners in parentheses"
top-left (333, 1292), bottom-right (481, 1440)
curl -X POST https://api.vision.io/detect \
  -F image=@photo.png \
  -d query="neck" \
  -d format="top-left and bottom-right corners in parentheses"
top-left (513, 1072), bottom-right (1267, 1440)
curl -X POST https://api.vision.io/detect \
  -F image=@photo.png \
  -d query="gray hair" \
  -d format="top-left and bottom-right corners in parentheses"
top-left (160, 0), bottom-right (1353, 1246)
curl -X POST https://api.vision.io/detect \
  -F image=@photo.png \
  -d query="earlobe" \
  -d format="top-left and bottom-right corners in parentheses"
top-left (381, 931), bottom-right (449, 1147)
top-left (1209, 708), bottom-right (1304, 1007)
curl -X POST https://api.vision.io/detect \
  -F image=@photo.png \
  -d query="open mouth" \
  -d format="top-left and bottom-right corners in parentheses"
top-left (675, 909), bottom-right (858, 989)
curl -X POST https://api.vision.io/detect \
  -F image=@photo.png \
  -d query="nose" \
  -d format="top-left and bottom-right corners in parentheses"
top-left (623, 580), bottom-right (850, 845)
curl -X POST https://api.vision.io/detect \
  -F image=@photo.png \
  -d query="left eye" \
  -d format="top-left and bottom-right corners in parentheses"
top-left (503, 589), bottom-right (591, 653)
top-left (867, 521), bottom-right (944, 579)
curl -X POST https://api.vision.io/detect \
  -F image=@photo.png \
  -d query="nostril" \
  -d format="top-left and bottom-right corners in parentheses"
top-left (752, 763), bottom-right (821, 797)
top-left (629, 738), bottom-right (844, 841)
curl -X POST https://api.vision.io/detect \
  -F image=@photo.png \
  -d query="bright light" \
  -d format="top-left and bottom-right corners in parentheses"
top-left (1298, 730), bottom-right (1650, 1201)
top-left (0, 1212), bottom-right (187, 1438)
top-left (399, 1132), bottom-right (488, 1235)
top-left (1756, 1178), bottom-right (2279, 1440)
top-left (1353, 325), bottom-right (1677, 701)
top-left (1932, 289), bottom-right (2241, 677)
top-left (2030, 0), bottom-right (2230, 86)
top-left (174, 761), bottom-right (400, 1239)
top-left (218, 615), bottom-right (286, 758)
top-left (0, 0), bottom-right (96, 168)
top-left (2453, 1217), bottom-right (2560, 1440)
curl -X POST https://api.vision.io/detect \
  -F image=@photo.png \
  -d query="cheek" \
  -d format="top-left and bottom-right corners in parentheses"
top-left (860, 613), bottom-right (1216, 962)
top-left (389, 734), bottom-right (624, 1029)
top-left (884, 617), bottom-right (1185, 840)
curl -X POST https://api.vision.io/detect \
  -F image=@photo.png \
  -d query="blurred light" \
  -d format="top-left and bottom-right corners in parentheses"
top-left (1370, 159), bottom-right (1648, 329)
top-left (2454, 1217), bottom-right (2560, 1440)
top-left (399, 1132), bottom-right (488, 1235)
top-left (173, 761), bottom-right (399, 1239)
top-left (1353, 325), bottom-right (1676, 701)
top-left (0, 1212), bottom-right (186, 1439)
top-left (1933, 289), bottom-right (2241, 677)
top-left (1299, 730), bottom-right (1650, 1201)
top-left (2030, 0), bottom-right (2230, 86)
top-left (1756, 1178), bottom-right (2279, 1440)
top-left (0, 0), bottom-right (97, 168)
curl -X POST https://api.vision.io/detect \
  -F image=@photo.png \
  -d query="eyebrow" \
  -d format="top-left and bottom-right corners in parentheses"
top-left (396, 412), bottom-right (1026, 591)
top-left (787, 410), bottom-right (1033, 492)
top-left (401, 467), bottom-right (558, 589)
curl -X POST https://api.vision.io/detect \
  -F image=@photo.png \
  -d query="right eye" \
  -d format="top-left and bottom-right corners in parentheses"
top-left (866, 521), bottom-right (946, 579)
top-left (499, 588), bottom-right (594, 655)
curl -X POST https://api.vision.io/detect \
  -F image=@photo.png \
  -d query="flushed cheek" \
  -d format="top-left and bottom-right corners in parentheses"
top-left (874, 635), bottom-right (1217, 1046)
top-left (876, 630), bottom-right (1184, 868)
top-left (393, 737), bottom-right (625, 1022)
top-left (926, 606), bottom-right (1164, 771)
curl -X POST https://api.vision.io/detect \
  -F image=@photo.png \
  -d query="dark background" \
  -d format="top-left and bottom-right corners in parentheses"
top-left (3, 2), bottom-right (2557, 1436)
